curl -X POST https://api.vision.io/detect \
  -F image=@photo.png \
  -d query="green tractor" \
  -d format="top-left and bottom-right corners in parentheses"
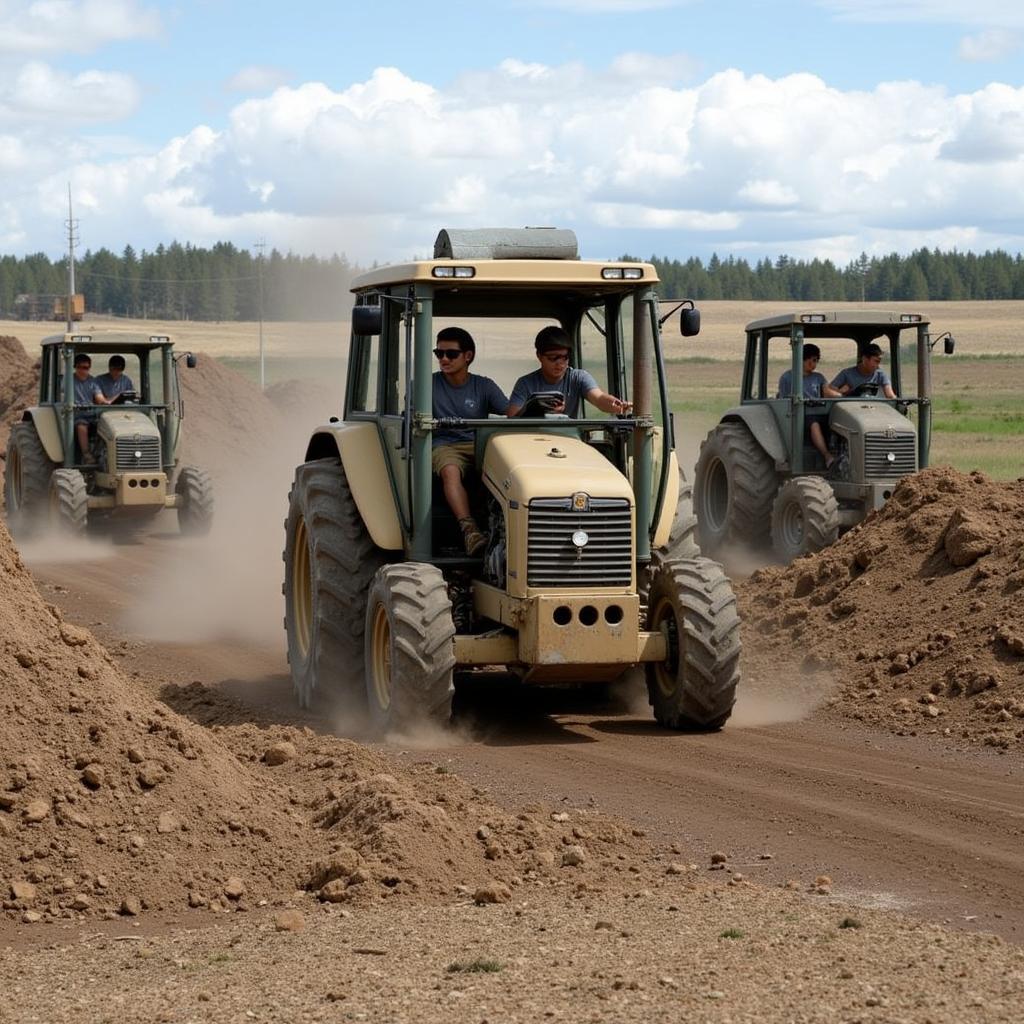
top-left (4, 332), bottom-right (213, 537)
top-left (282, 228), bottom-right (741, 734)
top-left (693, 311), bottom-right (955, 562)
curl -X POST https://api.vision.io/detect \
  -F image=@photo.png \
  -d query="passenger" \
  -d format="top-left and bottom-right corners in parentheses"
top-left (94, 355), bottom-right (136, 401)
top-left (825, 342), bottom-right (897, 399)
top-left (72, 353), bottom-right (112, 465)
top-left (507, 326), bottom-right (632, 417)
top-left (777, 343), bottom-right (834, 471)
top-left (431, 327), bottom-right (509, 555)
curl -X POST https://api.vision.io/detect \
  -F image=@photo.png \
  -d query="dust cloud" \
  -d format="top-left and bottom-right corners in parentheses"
top-left (18, 529), bottom-right (117, 565)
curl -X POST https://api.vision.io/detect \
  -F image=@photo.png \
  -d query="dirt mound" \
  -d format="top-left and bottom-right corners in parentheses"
top-left (739, 467), bottom-right (1024, 750)
top-left (176, 354), bottom-right (285, 480)
top-left (0, 336), bottom-right (37, 461)
top-left (2, 515), bottom-right (652, 925)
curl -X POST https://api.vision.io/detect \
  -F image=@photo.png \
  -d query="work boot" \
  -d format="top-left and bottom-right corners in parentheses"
top-left (459, 517), bottom-right (486, 556)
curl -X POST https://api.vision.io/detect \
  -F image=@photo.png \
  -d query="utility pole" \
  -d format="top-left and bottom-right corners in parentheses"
top-left (65, 184), bottom-right (78, 333)
top-left (255, 237), bottom-right (266, 390)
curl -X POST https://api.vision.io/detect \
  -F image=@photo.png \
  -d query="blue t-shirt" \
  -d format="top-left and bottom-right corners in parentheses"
top-left (778, 369), bottom-right (827, 399)
top-left (94, 372), bottom-right (136, 400)
top-left (509, 367), bottom-right (600, 417)
top-left (830, 365), bottom-right (892, 394)
top-left (73, 374), bottom-right (101, 420)
top-left (432, 372), bottom-right (509, 446)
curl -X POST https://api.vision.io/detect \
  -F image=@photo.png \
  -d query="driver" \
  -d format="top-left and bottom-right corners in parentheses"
top-left (432, 327), bottom-right (509, 555)
top-left (72, 353), bottom-right (107, 464)
top-left (825, 343), bottom-right (896, 399)
top-left (94, 355), bottom-right (136, 401)
top-left (507, 326), bottom-right (631, 417)
top-left (777, 343), bottom-right (834, 471)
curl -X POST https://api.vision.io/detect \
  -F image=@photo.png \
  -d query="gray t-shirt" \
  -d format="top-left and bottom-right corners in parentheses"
top-left (94, 372), bottom-right (136, 400)
top-left (830, 365), bottom-right (892, 394)
top-left (509, 367), bottom-right (600, 417)
top-left (778, 369), bottom-right (827, 399)
top-left (432, 372), bottom-right (509, 446)
top-left (73, 374), bottom-right (101, 420)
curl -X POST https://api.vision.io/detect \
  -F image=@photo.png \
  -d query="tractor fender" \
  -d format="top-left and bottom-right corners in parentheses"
top-left (304, 423), bottom-right (403, 551)
top-left (652, 452), bottom-right (680, 549)
top-left (23, 407), bottom-right (64, 463)
top-left (719, 405), bottom-right (787, 467)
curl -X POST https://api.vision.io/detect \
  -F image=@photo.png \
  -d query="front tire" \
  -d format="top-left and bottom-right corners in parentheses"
top-left (283, 459), bottom-right (385, 711)
top-left (176, 466), bottom-right (214, 535)
top-left (770, 476), bottom-right (839, 562)
top-left (365, 563), bottom-right (455, 735)
top-left (49, 468), bottom-right (88, 536)
top-left (693, 422), bottom-right (776, 558)
top-left (644, 558), bottom-right (741, 730)
top-left (4, 423), bottom-right (55, 537)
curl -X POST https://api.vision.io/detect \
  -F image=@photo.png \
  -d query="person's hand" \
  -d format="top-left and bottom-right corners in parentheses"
top-left (609, 396), bottom-right (632, 414)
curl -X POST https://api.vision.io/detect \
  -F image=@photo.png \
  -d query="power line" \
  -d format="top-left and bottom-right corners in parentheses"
top-left (80, 270), bottom-right (260, 285)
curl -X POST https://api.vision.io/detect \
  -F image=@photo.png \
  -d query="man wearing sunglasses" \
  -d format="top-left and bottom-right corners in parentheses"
top-left (507, 326), bottom-right (632, 418)
top-left (432, 326), bottom-right (509, 555)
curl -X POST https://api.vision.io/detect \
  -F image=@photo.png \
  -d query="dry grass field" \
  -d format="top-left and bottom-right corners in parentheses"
top-left (3, 299), bottom-right (1021, 479)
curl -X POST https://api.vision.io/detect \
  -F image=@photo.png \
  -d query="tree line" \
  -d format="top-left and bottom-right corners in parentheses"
top-left (3, 242), bottom-right (1024, 322)
top-left (621, 248), bottom-right (1024, 302)
top-left (0, 242), bottom-right (361, 322)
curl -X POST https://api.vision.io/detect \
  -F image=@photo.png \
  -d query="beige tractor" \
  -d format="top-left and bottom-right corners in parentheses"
top-left (4, 332), bottom-right (213, 536)
top-left (283, 228), bottom-right (741, 734)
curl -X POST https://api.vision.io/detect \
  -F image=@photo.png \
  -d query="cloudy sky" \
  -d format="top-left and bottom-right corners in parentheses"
top-left (1, 0), bottom-right (1022, 265)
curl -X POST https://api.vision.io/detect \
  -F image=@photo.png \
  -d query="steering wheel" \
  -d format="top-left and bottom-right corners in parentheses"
top-left (849, 381), bottom-right (879, 398)
top-left (519, 391), bottom-right (565, 417)
top-left (111, 390), bottom-right (139, 405)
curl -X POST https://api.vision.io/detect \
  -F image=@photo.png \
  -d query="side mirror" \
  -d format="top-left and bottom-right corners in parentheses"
top-left (680, 307), bottom-right (701, 337)
top-left (944, 336), bottom-right (956, 355)
top-left (185, 352), bottom-right (197, 368)
top-left (352, 305), bottom-right (382, 336)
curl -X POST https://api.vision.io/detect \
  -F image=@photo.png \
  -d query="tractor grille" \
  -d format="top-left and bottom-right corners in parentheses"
top-left (864, 432), bottom-right (916, 478)
top-left (527, 497), bottom-right (632, 588)
top-left (115, 436), bottom-right (162, 471)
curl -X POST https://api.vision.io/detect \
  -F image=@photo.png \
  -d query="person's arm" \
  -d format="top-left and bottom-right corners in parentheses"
top-left (880, 370), bottom-right (896, 399)
top-left (93, 385), bottom-right (112, 406)
top-left (823, 371), bottom-right (846, 398)
top-left (777, 371), bottom-right (791, 399)
top-left (506, 376), bottom-right (528, 417)
top-left (487, 379), bottom-right (510, 416)
top-left (585, 387), bottom-right (632, 414)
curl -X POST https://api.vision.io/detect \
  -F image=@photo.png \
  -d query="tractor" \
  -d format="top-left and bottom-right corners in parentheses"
top-left (3, 332), bottom-right (213, 537)
top-left (283, 227), bottom-right (741, 734)
top-left (693, 310), bottom-right (955, 562)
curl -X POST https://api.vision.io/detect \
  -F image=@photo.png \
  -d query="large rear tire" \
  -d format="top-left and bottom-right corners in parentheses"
top-left (176, 466), bottom-right (214, 535)
top-left (49, 469), bottom-right (88, 536)
top-left (364, 563), bottom-right (455, 735)
top-left (693, 421), bottom-right (776, 558)
top-left (282, 458), bottom-right (386, 711)
top-left (4, 423), bottom-right (55, 537)
top-left (770, 476), bottom-right (839, 562)
top-left (644, 557), bottom-right (741, 730)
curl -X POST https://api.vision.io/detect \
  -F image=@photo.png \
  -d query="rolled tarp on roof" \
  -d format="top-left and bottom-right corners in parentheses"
top-left (433, 228), bottom-right (579, 261)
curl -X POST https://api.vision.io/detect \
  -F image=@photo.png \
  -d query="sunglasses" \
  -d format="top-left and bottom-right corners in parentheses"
top-left (433, 348), bottom-right (463, 360)
top-left (542, 352), bottom-right (569, 363)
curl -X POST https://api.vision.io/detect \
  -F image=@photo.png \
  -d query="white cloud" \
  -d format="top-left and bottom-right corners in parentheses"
top-left (224, 65), bottom-right (292, 94)
top-left (958, 28), bottom-right (1021, 60)
top-left (816, 1), bottom-right (1024, 27)
top-left (0, 0), bottom-right (161, 55)
top-left (0, 61), bottom-right (140, 124)
top-left (5, 59), bottom-right (1024, 265)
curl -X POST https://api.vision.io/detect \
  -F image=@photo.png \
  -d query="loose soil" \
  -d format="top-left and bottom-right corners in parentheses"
top-left (2, 343), bottom-right (1024, 1021)
top-left (740, 467), bottom-right (1024, 750)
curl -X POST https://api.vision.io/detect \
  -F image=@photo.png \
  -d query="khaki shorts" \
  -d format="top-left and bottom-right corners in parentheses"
top-left (432, 442), bottom-right (476, 476)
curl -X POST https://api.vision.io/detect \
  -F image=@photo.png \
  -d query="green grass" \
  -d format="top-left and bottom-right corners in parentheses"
top-left (719, 928), bottom-right (745, 940)
top-left (220, 355), bottom-right (345, 388)
top-left (447, 958), bottom-right (504, 974)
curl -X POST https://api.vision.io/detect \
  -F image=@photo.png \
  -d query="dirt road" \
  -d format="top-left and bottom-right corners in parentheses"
top-left (23, 527), bottom-right (1023, 945)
